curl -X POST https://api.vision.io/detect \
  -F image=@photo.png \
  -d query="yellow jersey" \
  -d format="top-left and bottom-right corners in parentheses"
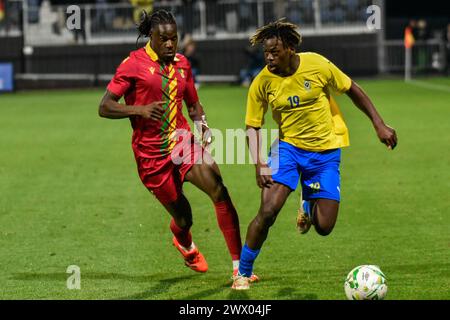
top-left (245, 52), bottom-right (351, 152)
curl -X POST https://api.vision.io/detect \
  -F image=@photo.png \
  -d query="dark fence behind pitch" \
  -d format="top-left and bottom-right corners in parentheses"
top-left (2, 33), bottom-right (378, 90)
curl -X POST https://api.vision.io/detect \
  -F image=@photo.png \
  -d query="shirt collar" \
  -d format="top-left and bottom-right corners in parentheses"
top-left (145, 42), bottom-right (180, 63)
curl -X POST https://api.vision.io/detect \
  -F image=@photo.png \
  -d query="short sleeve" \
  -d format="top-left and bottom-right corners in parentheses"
top-left (183, 63), bottom-right (199, 106)
top-left (245, 77), bottom-right (268, 128)
top-left (322, 56), bottom-right (352, 93)
top-left (107, 56), bottom-right (135, 98)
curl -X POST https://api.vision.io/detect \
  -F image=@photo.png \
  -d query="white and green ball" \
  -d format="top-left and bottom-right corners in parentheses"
top-left (344, 265), bottom-right (388, 300)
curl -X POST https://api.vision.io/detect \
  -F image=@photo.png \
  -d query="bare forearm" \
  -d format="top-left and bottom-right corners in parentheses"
top-left (346, 80), bottom-right (398, 149)
top-left (99, 99), bottom-right (141, 119)
top-left (246, 126), bottom-right (264, 166)
top-left (246, 125), bottom-right (273, 187)
top-left (187, 101), bottom-right (205, 121)
top-left (347, 81), bottom-right (384, 127)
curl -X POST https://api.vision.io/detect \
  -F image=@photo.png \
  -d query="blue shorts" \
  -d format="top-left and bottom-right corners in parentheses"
top-left (268, 140), bottom-right (341, 202)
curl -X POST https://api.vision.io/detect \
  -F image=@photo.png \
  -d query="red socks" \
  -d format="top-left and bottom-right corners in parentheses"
top-left (170, 218), bottom-right (192, 249)
top-left (169, 200), bottom-right (242, 261)
top-left (214, 200), bottom-right (242, 261)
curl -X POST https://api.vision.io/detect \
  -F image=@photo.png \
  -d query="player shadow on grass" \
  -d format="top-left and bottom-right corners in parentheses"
top-left (11, 272), bottom-right (197, 299)
top-left (12, 271), bottom-right (171, 283)
top-left (116, 275), bottom-right (200, 300)
top-left (120, 278), bottom-right (239, 300)
top-left (117, 277), bottom-right (254, 300)
top-left (180, 283), bottom-right (235, 300)
top-left (227, 289), bottom-right (250, 300)
top-left (11, 271), bottom-right (243, 299)
top-left (276, 287), bottom-right (318, 300)
top-left (13, 271), bottom-right (204, 299)
top-left (12, 272), bottom-right (316, 300)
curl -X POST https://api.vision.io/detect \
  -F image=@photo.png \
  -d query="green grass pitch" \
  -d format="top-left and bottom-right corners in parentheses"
top-left (0, 78), bottom-right (449, 300)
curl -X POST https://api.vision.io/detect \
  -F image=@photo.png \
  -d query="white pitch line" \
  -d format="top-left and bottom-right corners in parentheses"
top-left (405, 80), bottom-right (450, 93)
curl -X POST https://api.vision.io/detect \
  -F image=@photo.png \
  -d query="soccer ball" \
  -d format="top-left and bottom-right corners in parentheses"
top-left (344, 265), bottom-right (388, 300)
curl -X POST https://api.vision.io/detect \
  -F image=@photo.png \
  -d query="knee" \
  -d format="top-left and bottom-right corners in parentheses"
top-left (314, 223), bottom-right (335, 236)
top-left (312, 201), bottom-right (338, 236)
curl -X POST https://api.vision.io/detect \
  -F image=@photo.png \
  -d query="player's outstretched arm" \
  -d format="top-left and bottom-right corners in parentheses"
top-left (346, 80), bottom-right (398, 150)
top-left (99, 90), bottom-right (165, 120)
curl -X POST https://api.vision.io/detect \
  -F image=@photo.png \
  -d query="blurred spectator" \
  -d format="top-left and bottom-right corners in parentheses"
top-left (130, 0), bottom-right (153, 25)
top-left (287, 0), bottom-right (314, 26)
top-left (95, 0), bottom-right (109, 32)
top-left (0, 0), bottom-right (7, 33)
top-left (404, 20), bottom-right (416, 49)
top-left (346, 0), bottom-right (359, 21)
top-left (52, 5), bottom-right (65, 35)
top-left (181, 34), bottom-right (200, 88)
top-left (239, 45), bottom-right (264, 87)
top-left (181, 0), bottom-right (194, 36)
top-left (332, 1), bottom-right (345, 23)
top-left (408, 19), bottom-right (418, 38)
top-left (111, 0), bottom-right (134, 30)
top-left (416, 19), bottom-right (429, 41)
top-left (286, 1), bottom-right (302, 25)
top-left (238, 0), bottom-right (251, 32)
top-left (71, 5), bottom-right (86, 44)
top-left (322, 0), bottom-right (366, 24)
top-left (205, 0), bottom-right (218, 36)
top-left (320, 0), bottom-right (332, 23)
top-left (446, 23), bottom-right (450, 75)
top-left (28, 0), bottom-right (42, 24)
top-left (0, 0), bottom-right (4, 23)
top-left (416, 19), bottom-right (429, 71)
top-left (274, 0), bottom-right (285, 20)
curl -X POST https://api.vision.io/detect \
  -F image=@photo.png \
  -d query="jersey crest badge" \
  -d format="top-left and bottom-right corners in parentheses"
top-left (304, 80), bottom-right (311, 91)
top-left (179, 68), bottom-right (185, 78)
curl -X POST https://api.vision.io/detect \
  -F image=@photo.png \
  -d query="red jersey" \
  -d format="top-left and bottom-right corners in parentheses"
top-left (107, 42), bottom-right (199, 159)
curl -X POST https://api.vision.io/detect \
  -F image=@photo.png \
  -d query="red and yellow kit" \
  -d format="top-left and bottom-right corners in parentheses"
top-left (107, 42), bottom-right (202, 204)
top-left (108, 42), bottom-right (199, 158)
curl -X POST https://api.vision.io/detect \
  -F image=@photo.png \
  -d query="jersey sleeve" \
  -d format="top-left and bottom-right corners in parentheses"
top-left (183, 62), bottom-right (199, 106)
top-left (321, 55), bottom-right (352, 93)
top-left (107, 56), bottom-right (135, 98)
top-left (245, 76), bottom-right (268, 128)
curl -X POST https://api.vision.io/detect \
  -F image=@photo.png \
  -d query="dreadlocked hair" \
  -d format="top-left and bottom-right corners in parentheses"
top-left (250, 18), bottom-right (302, 49)
top-left (136, 9), bottom-right (176, 46)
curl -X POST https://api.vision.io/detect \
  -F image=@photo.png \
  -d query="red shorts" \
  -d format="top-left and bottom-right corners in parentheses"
top-left (136, 135), bottom-right (204, 205)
